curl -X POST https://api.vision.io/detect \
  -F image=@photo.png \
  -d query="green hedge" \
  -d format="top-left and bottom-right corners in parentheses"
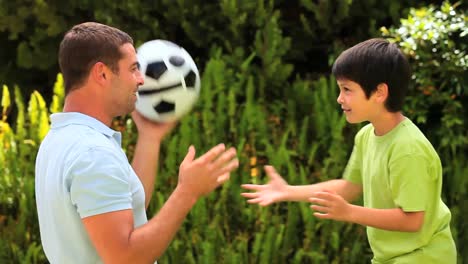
top-left (0, 0), bottom-right (437, 97)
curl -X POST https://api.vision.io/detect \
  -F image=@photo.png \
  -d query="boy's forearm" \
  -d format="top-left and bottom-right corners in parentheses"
top-left (347, 205), bottom-right (424, 232)
top-left (285, 179), bottom-right (361, 202)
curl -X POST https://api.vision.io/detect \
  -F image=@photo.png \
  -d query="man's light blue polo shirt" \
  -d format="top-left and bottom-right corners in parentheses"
top-left (35, 112), bottom-right (147, 263)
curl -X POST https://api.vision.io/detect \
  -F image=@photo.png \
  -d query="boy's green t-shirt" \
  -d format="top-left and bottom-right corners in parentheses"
top-left (344, 118), bottom-right (456, 263)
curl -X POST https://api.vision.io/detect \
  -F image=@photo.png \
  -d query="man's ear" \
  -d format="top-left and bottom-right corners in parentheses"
top-left (374, 83), bottom-right (388, 103)
top-left (91, 62), bottom-right (109, 84)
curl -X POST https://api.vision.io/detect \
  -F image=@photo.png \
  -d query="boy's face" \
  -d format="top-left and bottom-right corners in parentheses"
top-left (336, 79), bottom-right (380, 124)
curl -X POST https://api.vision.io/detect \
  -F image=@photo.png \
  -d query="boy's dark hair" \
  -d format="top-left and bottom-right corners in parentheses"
top-left (58, 22), bottom-right (134, 94)
top-left (332, 38), bottom-right (411, 112)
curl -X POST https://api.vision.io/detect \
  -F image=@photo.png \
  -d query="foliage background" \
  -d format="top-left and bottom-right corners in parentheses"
top-left (0, 1), bottom-right (466, 263)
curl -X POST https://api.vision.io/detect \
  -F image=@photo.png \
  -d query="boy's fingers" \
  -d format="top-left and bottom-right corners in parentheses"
top-left (312, 191), bottom-right (335, 200)
top-left (309, 197), bottom-right (331, 207)
top-left (264, 165), bottom-right (279, 177)
top-left (247, 198), bottom-right (263, 204)
top-left (241, 184), bottom-right (263, 191)
top-left (313, 212), bottom-right (330, 219)
top-left (241, 192), bottom-right (259, 198)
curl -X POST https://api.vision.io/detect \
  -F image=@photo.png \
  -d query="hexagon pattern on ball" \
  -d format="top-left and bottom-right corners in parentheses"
top-left (136, 39), bottom-right (201, 122)
top-left (154, 100), bottom-right (175, 114)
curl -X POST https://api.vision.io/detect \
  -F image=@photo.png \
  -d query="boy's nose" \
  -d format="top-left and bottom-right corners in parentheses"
top-left (337, 92), bottom-right (343, 104)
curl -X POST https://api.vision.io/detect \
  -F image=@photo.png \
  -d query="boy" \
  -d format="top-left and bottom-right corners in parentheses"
top-left (241, 38), bottom-right (456, 263)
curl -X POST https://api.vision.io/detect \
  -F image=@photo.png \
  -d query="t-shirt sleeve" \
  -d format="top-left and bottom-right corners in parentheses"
top-left (389, 154), bottom-right (433, 212)
top-left (343, 132), bottom-right (363, 185)
top-left (343, 145), bottom-right (362, 184)
top-left (69, 147), bottom-right (132, 218)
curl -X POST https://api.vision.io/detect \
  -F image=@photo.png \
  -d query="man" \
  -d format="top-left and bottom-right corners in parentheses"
top-left (35, 22), bottom-right (239, 263)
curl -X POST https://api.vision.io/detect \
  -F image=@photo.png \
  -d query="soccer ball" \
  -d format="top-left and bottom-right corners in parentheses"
top-left (135, 39), bottom-right (200, 122)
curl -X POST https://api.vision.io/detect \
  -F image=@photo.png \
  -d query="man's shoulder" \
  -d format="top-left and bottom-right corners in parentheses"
top-left (55, 123), bottom-right (116, 149)
top-left (39, 123), bottom-right (122, 170)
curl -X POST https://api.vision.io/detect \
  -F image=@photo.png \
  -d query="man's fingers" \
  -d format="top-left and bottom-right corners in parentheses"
top-left (215, 158), bottom-right (239, 177)
top-left (197, 144), bottom-right (226, 164)
top-left (212, 147), bottom-right (237, 169)
top-left (181, 145), bottom-right (196, 164)
top-left (217, 173), bottom-right (231, 184)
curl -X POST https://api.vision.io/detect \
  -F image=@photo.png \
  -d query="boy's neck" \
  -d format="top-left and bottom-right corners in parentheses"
top-left (371, 112), bottom-right (406, 136)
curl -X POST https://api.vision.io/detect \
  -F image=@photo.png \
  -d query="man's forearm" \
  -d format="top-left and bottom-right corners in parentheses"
top-left (126, 187), bottom-right (197, 263)
top-left (131, 135), bottom-right (161, 208)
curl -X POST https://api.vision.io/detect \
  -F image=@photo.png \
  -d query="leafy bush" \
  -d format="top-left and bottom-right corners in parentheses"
top-left (0, 0), bottom-right (433, 97)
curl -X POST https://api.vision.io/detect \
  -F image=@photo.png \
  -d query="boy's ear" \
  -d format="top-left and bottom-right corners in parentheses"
top-left (374, 83), bottom-right (388, 103)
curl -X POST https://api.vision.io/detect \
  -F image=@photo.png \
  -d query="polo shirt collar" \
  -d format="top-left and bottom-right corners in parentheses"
top-left (50, 112), bottom-right (122, 144)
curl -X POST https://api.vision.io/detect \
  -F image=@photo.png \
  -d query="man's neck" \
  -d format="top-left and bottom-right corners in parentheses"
top-left (63, 90), bottom-right (113, 127)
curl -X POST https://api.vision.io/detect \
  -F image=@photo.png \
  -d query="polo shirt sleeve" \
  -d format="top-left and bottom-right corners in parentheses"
top-left (69, 146), bottom-right (133, 218)
top-left (389, 154), bottom-right (432, 212)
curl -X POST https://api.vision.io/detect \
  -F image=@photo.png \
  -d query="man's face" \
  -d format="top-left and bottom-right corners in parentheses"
top-left (336, 79), bottom-right (378, 124)
top-left (109, 43), bottom-right (144, 116)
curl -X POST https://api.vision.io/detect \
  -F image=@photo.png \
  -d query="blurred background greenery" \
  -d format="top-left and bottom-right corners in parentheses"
top-left (0, 1), bottom-right (466, 263)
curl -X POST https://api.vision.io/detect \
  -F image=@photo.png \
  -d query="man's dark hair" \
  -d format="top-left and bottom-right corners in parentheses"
top-left (58, 22), bottom-right (134, 94)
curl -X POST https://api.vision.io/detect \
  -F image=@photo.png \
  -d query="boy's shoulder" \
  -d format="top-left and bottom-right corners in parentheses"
top-left (353, 123), bottom-right (374, 142)
top-left (387, 119), bottom-right (439, 161)
top-left (355, 119), bottom-right (437, 156)
top-left (391, 119), bottom-right (429, 145)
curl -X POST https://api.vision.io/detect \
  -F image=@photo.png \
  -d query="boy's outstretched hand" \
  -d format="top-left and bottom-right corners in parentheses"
top-left (309, 190), bottom-right (353, 222)
top-left (241, 165), bottom-right (289, 206)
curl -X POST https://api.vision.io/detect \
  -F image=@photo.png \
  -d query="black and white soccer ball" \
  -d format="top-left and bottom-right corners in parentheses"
top-left (136, 40), bottom-right (200, 122)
